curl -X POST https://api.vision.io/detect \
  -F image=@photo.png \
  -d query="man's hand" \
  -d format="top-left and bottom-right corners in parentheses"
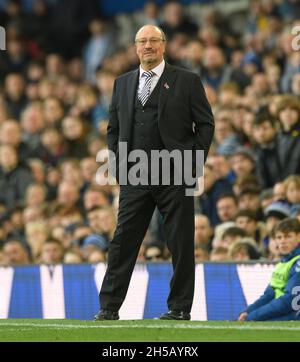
top-left (238, 312), bottom-right (248, 321)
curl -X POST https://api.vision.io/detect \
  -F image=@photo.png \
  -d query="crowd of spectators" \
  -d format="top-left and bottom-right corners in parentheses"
top-left (0, 0), bottom-right (300, 266)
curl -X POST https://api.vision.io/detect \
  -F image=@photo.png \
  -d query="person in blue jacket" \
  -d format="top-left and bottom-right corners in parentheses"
top-left (239, 218), bottom-right (300, 321)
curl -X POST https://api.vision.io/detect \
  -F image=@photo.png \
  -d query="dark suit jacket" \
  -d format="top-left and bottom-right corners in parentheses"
top-left (107, 62), bottom-right (215, 178)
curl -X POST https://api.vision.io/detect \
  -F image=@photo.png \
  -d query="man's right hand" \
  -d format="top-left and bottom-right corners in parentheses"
top-left (238, 312), bottom-right (248, 321)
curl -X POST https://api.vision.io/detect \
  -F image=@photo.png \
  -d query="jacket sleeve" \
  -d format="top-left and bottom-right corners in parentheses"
top-left (244, 285), bottom-right (275, 315)
top-left (107, 79), bottom-right (120, 180)
top-left (107, 79), bottom-right (119, 155)
top-left (246, 262), bottom-right (300, 321)
top-left (190, 74), bottom-right (215, 163)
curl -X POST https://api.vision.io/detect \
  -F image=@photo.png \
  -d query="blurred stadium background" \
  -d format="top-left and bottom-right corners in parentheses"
top-left (0, 0), bottom-right (300, 325)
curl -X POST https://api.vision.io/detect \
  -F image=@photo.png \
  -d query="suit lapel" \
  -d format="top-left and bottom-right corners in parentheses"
top-left (158, 63), bottom-right (177, 123)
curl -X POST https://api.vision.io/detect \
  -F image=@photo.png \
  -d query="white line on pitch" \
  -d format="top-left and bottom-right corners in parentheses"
top-left (0, 322), bottom-right (300, 331)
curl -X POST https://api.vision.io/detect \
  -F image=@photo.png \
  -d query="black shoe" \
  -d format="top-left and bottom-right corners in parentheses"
top-left (94, 309), bottom-right (119, 321)
top-left (159, 310), bottom-right (191, 320)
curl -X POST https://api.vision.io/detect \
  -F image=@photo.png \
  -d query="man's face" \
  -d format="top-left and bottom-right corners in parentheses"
top-left (58, 183), bottom-right (79, 205)
top-left (41, 243), bottom-right (64, 264)
top-left (84, 191), bottom-right (108, 210)
top-left (253, 121), bottom-right (276, 144)
top-left (275, 231), bottom-right (300, 255)
top-left (203, 47), bottom-right (224, 70)
top-left (0, 145), bottom-right (18, 169)
top-left (3, 242), bottom-right (28, 265)
top-left (286, 182), bottom-right (300, 204)
top-left (239, 194), bottom-right (260, 212)
top-left (195, 216), bottom-right (212, 244)
top-left (5, 74), bottom-right (24, 97)
top-left (230, 155), bottom-right (254, 177)
top-left (279, 107), bottom-right (299, 130)
top-left (273, 183), bottom-right (286, 201)
top-left (209, 155), bottom-right (230, 179)
top-left (88, 210), bottom-right (103, 233)
top-left (236, 216), bottom-right (256, 236)
top-left (217, 198), bottom-right (237, 222)
top-left (0, 122), bottom-right (21, 146)
top-left (135, 26), bottom-right (165, 69)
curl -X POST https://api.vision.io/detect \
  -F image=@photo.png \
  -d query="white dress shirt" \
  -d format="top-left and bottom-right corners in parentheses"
top-left (138, 59), bottom-right (165, 97)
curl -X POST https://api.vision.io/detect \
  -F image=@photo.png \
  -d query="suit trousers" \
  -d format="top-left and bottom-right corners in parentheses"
top-left (99, 184), bottom-right (195, 313)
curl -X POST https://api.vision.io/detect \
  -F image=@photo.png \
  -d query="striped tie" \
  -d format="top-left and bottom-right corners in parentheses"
top-left (139, 70), bottom-right (155, 106)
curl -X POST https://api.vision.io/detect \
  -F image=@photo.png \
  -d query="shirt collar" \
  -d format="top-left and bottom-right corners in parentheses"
top-left (281, 244), bottom-right (300, 262)
top-left (139, 59), bottom-right (165, 79)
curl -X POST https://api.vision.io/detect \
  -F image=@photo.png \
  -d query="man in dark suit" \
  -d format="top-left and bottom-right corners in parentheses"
top-left (95, 25), bottom-right (214, 321)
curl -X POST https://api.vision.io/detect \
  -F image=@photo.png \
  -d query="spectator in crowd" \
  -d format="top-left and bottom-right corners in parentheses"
top-left (39, 127), bottom-right (66, 166)
top-left (202, 46), bottom-right (250, 91)
top-left (25, 220), bottom-right (48, 261)
top-left (0, 119), bottom-right (33, 163)
top-left (3, 73), bottom-right (28, 120)
top-left (267, 227), bottom-right (281, 262)
top-left (43, 97), bottom-right (64, 127)
top-left (93, 70), bottom-right (116, 127)
top-left (235, 209), bottom-right (267, 252)
top-left (207, 154), bottom-right (235, 185)
top-left (214, 114), bottom-right (241, 156)
top-left (20, 102), bottom-right (45, 155)
top-left (229, 239), bottom-right (261, 262)
top-left (230, 147), bottom-right (257, 185)
top-left (2, 238), bottom-right (30, 266)
top-left (215, 226), bottom-right (247, 249)
top-left (253, 110), bottom-right (280, 188)
top-left (291, 73), bottom-right (300, 97)
top-left (194, 214), bottom-right (213, 250)
top-left (263, 200), bottom-right (291, 247)
top-left (199, 164), bottom-right (232, 226)
top-left (144, 243), bottom-right (165, 262)
top-left (60, 159), bottom-right (85, 194)
top-left (64, 250), bottom-right (83, 264)
top-left (81, 234), bottom-right (108, 262)
top-left (80, 157), bottom-right (98, 187)
top-left (25, 183), bottom-right (47, 208)
top-left (277, 96), bottom-right (300, 179)
top-left (284, 175), bottom-right (300, 214)
top-left (194, 244), bottom-right (210, 262)
top-left (260, 189), bottom-right (274, 212)
top-left (40, 238), bottom-right (65, 264)
top-left (86, 206), bottom-right (113, 242)
top-left (62, 116), bottom-right (89, 159)
top-left (216, 194), bottom-right (238, 224)
top-left (0, 144), bottom-right (33, 208)
top-left (181, 39), bottom-right (204, 75)
top-left (84, 186), bottom-right (110, 212)
top-left (210, 246), bottom-right (229, 262)
top-left (273, 181), bottom-right (286, 201)
top-left (160, 0), bottom-right (198, 40)
top-left (56, 181), bottom-right (81, 212)
top-left (238, 187), bottom-right (262, 217)
top-left (135, 1), bottom-right (160, 30)
top-left (83, 18), bottom-right (115, 84)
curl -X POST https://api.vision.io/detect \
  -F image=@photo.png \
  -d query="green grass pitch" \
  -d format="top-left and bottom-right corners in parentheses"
top-left (0, 319), bottom-right (300, 342)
